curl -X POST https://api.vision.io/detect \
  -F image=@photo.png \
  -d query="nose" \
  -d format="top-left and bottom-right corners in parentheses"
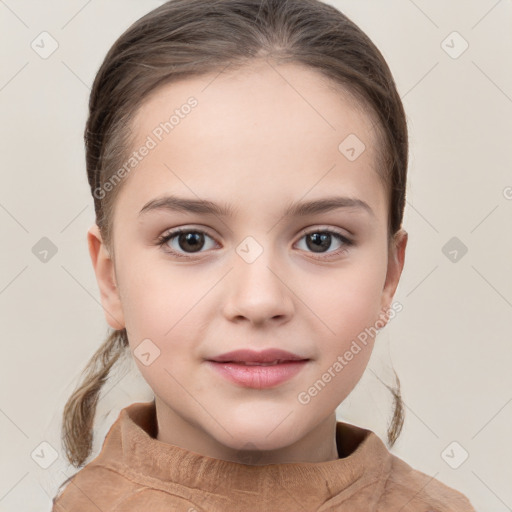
top-left (222, 247), bottom-right (294, 327)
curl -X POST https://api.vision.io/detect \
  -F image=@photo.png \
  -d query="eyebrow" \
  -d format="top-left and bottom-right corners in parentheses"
top-left (138, 194), bottom-right (374, 218)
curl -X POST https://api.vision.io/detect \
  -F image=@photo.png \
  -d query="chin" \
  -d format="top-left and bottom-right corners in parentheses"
top-left (209, 415), bottom-right (301, 452)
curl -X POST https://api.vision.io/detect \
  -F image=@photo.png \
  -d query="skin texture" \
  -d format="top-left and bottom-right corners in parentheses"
top-left (87, 59), bottom-right (407, 465)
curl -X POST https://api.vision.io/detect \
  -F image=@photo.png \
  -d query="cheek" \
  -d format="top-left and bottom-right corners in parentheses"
top-left (118, 264), bottom-right (206, 386)
top-left (317, 259), bottom-right (386, 336)
top-left (119, 258), bottom-right (208, 334)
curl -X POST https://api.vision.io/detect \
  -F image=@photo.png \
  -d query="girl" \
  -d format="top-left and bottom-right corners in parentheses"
top-left (52, 0), bottom-right (476, 510)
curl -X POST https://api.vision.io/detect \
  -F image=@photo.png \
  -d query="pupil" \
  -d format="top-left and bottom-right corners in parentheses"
top-left (179, 232), bottom-right (204, 252)
top-left (307, 233), bottom-right (331, 253)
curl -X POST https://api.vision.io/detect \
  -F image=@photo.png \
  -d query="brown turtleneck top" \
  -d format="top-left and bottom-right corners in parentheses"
top-left (52, 401), bottom-right (476, 511)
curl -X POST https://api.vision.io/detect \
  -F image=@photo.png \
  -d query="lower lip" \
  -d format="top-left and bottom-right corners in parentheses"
top-left (206, 360), bottom-right (309, 389)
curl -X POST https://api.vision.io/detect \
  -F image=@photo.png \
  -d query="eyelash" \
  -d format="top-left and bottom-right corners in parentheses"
top-left (156, 226), bottom-right (354, 260)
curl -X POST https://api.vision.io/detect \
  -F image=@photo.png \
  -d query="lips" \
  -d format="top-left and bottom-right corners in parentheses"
top-left (206, 348), bottom-right (310, 389)
top-left (235, 361), bottom-right (287, 366)
top-left (208, 348), bottom-right (308, 364)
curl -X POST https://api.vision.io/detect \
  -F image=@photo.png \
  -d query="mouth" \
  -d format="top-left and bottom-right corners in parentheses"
top-left (216, 359), bottom-right (306, 366)
top-left (205, 359), bottom-right (310, 389)
top-left (208, 348), bottom-right (308, 364)
top-left (205, 348), bottom-right (310, 389)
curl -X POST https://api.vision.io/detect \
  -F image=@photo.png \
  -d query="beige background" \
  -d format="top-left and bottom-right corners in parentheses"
top-left (1, 1), bottom-right (511, 510)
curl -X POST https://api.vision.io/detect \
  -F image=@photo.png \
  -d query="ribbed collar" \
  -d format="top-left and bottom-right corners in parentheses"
top-left (95, 401), bottom-right (392, 506)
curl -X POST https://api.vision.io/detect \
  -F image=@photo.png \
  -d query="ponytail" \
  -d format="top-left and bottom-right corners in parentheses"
top-left (61, 328), bottom-right (129, 467)
top-left (385, 370), bottom-right (405, 447)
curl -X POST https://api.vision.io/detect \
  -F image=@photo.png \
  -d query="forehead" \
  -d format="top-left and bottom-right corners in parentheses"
top-left (133, 59), bottom-right (380, 150)
top-left (116, 60), bottom-right (386, 221)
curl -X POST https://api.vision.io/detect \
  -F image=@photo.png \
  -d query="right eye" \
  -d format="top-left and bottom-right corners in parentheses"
top-left (157, 228), bottom-right (218, 258)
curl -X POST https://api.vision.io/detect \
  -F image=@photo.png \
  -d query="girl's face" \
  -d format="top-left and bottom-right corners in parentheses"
top-left (88, 60), bottom-right (407, 463)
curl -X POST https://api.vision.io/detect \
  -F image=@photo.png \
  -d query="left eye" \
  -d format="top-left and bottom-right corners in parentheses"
top-left (295, 230), bottom-right (353, 255)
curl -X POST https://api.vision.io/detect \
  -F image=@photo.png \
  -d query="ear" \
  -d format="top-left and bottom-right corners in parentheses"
top-left (379, 228), bottom-right (408, 323)
top-left (87, 224), bottom-right (125, 330)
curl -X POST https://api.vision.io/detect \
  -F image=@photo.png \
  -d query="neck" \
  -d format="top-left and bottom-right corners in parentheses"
top-left (154, 397), bottom-right (339, 465)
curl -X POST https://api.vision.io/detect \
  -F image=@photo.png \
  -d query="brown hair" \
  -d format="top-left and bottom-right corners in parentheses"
top-left (60, 0), bottom-right (408, 471)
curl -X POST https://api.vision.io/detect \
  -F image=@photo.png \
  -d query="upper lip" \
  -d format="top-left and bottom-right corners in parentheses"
top-left (208, 349), bottom-right (309, 363)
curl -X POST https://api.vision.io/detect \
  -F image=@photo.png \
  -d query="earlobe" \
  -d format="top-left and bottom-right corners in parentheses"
top-left (380, 229), bottom-right (408, 321)
top-left (87, 224), bottom-right (125, 330)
